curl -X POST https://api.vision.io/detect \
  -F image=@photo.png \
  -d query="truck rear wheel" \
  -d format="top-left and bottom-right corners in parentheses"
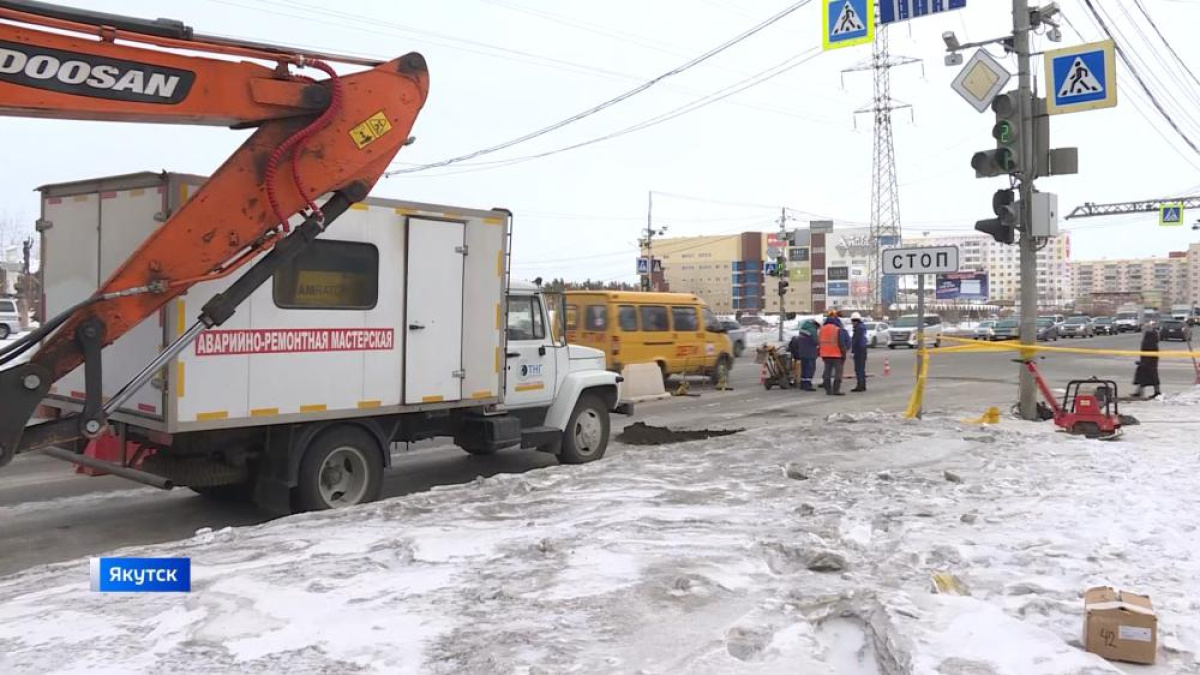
top-left (559, 394), bottom-right (610, 465)
top-left (295, 426), bottom-right (384, 511)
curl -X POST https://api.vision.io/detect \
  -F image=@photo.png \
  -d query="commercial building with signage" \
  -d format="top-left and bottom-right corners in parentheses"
top-left (658, 227), bottom-right (1086, 315)
top-left (654, 233), bottom-right (767, 314)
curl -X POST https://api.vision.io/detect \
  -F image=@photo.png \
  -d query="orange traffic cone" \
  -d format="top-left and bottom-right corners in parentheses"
top-left (883, 358), bottom-right (891, 376)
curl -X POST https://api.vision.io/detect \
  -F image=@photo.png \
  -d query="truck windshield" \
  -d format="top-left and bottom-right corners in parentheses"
top-left (894, 316), bottom-right (919, 328)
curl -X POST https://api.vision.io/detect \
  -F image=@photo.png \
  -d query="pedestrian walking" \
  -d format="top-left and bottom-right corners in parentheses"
top-left (796, 318), bottom-right (820, 391)
top-left (1133, 325), bottom-right (1161, 399)
top-left (850, 312), bottom-right (868, 392)
top-left (818, 310), bottom-right (851, 396)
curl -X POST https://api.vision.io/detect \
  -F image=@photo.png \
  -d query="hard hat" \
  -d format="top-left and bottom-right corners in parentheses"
top-left (851, 312), bottom-right (863, 321)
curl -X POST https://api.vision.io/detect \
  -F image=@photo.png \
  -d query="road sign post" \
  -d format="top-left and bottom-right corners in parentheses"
top-left (823, 0), bottom-right (874, 51)
top-left (1160, 204), bottom-right (1184, 226)
top-left (951, 49), bottom-right (1011, 113)
top-left (880, 0), bottom-right (966, 26)
top-left (1044, 39), bottom-right (1117, 116)
top-left (883, 246), bottom-right (959, 418)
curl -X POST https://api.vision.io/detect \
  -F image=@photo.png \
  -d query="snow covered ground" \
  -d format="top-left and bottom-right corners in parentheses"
top-left (2, 393), bottom-right (1200, 674)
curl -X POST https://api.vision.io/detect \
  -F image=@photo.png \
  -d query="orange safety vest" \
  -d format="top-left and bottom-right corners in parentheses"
top-left (818, 323), bottom-right (843, 359)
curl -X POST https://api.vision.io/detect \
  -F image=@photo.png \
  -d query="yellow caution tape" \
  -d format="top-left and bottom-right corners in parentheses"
top-left (941, 336), bottom-right (1200, 359)
top-left (931, 572), bottom-right (970, 596)
top-left (962, 406), bottom-right (1001, 425)
top-left (903, 348), bottom-right (931, 419)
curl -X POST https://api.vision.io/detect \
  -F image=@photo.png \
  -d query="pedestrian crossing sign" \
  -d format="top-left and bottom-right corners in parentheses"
top-left (823, 0), bottom-right (874, 51)
top-left (1161, 204), bottom-right (1184, 226)
top-left (1045, 39), bottom-right (1117, 116)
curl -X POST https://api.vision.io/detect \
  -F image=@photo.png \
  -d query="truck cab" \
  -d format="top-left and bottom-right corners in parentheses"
top-left (493, 282), bottom-right (625, 463)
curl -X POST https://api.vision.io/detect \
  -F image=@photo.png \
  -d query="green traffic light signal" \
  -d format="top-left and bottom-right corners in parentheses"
top-left (993, 120), bottom-right (1014, 145)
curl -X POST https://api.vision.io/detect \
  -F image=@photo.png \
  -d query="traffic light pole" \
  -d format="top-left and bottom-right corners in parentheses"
top-left (1014, 0), bottom-right (1039, 420)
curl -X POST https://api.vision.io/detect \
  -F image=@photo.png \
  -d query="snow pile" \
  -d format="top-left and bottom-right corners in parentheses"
top-left (2, 396), bottom-right (1200, 673)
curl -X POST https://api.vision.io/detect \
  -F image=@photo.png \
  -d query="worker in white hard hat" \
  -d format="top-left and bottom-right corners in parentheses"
top-left (849, 312), bottom-right (869, 393)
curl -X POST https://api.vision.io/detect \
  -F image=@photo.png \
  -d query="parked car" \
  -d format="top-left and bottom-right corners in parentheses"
top-left (0, 297), bottom-right (18, 340)
top-left (1059, 315), bottom-right (1094, 339)
top-left (1159, 319), bottom-right (1193, 342)
top-left (992, 319), bottom-right (1020, 340)
top-left (974, 320), bottom-right (997, 341)
top-left (864, 321), bottom-right (889, 348)
top-left (887, 314), bottom-right (943, 349)
top-left (1036, 317), bottom-right (1059, 341)
top-left (1114, 311), bottom-right (1140, 333)
top-left (720, 320), bottom-right (748, 357)
top-left (738, 315), bottom-right (770, 330)
top-left (1091, 316), bottom-right (1116, 335)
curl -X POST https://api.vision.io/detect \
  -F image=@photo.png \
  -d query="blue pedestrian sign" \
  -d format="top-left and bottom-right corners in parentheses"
top-left (636, 257), bottom-right (650, 275)
top-left (763, 261), bottom-right (779, 276)
top-left (823, 0), bottom-right (873, 51)
top-left (1045, 39), bottom-right (1117, 116)
top-left (1161, 204), bottom-right (1184, 226)
top-left (879, 0), bottom-right (966, 26)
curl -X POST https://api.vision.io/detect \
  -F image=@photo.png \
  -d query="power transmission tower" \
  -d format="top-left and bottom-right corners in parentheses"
top-left (843, 16), bottom-right (920, 316)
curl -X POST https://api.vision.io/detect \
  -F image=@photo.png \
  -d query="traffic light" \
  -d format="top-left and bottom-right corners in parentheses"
top-left (778, 278), bottom-right (789, 295)
top-left (971, 91), bottom-right (1023, 178)
top-left (975, 188), bottom-right (1019, 244)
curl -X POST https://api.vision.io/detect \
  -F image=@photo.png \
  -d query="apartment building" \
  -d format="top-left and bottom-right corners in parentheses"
top-left (1072, 243), bottom-right (1200, 308)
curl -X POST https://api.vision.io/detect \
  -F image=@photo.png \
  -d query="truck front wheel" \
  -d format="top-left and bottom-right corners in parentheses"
top-left (559, 394), bottom-right (610, 465)
top-left (295, 426), bottom-right (384, 511)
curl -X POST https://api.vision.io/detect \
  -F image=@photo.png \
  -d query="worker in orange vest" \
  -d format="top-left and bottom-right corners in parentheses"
top-left (818, 310), bottom-right (851, 395)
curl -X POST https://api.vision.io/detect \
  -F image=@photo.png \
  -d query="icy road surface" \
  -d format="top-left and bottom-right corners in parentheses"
top-left (2, 394), bottom-right (1200, 674)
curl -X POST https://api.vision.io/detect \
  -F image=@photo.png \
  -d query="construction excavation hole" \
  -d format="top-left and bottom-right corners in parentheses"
top-left (618, 422), bottom-right (744, 446)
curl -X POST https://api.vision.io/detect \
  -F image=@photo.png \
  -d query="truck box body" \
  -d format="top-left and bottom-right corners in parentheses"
top-left (39, 172), bottom-right (508, 433)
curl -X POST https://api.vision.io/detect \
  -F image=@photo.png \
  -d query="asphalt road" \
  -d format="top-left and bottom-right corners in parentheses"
top-left (1, 331), bottom-right (1193, 577)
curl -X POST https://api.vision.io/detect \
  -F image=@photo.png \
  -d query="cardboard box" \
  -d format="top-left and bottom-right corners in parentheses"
top-left (1082, 586), bottom-right (1158, 665)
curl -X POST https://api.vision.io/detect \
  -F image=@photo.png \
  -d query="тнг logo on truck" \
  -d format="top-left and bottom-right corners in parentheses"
top-left (0, 41), bottom-right (194, 104)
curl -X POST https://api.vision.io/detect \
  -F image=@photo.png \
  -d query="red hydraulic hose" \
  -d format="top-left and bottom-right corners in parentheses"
top-left (263, 60), bottom-right (345, 233)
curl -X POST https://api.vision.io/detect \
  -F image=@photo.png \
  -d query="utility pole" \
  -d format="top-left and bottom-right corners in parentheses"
top-left (954, 2), bottom-right (1070, 420)
top-left (776, 207), bottom-right (790, 342)
top-left (641, 191), bottom-right (666, 292)
top-left (1014, 0), bottom-right (1038, 421)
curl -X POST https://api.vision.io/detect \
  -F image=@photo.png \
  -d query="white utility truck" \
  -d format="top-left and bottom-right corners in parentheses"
top-left (35, 172), bottom-right (628, 513)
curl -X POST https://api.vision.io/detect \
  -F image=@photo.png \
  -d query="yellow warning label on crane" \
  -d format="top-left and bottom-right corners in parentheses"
top-left (349, 111), bottom-right (393, 149)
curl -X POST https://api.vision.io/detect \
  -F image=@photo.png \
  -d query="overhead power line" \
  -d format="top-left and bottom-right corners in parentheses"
top-left (384, 0), bottom-right (814, 175)
top-left (1060, 11), bottom-right (1200, 172)
top-left (388, 47), bottom-right (824, 178)
top-left (1077, 0), bottom-right (1200, 159)
top-left (1131, 0), bottom-right (1200, 92)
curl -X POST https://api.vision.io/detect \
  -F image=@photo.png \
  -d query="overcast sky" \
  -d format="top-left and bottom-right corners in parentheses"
top-left (3, 0), bottom-right (1199, 283)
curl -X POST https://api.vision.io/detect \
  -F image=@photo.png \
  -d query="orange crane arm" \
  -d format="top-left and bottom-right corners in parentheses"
top-left (0, 1), bottom-right (429, 465)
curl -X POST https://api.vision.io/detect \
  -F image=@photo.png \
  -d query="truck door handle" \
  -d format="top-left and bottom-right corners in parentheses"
top-left (408, 323), bottom-right (425, 330)
top-left (506, 351), bottom-right (521, 359)
top-left (538, 346), bottom-right (546, 357)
